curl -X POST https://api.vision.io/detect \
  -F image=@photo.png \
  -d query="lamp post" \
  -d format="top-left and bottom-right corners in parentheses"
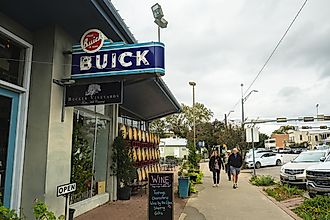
top-left (189, 81), bottom-right (196, 149)
top-left (241, 83), bottom-right (258, 128)
top-left (316, 104), bottom-right (319, 118)
top-left (225, 110), bottom-right (234, 128)
top-left (151, 3), bottom-right (168, 42)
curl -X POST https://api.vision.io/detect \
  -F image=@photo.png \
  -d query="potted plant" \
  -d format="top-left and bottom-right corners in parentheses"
top-left (111, 133), bottom-right (136, 200)
top-left (178, 161), bottom-right (190, 198)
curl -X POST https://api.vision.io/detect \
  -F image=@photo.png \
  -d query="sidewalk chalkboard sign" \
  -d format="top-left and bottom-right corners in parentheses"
top-left (148, 172), bottom-right (174, 220)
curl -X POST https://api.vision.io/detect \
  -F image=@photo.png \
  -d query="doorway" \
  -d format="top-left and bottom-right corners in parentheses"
top-left (0, 88), bottom-right (19, 206)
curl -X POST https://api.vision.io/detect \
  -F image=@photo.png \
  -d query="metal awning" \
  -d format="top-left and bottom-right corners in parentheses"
top-left (120, 77), bottom-right (181, 121)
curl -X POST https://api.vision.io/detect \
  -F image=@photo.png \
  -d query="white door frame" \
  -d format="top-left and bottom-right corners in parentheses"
top-left (0, 25), bottom-right (32, 211)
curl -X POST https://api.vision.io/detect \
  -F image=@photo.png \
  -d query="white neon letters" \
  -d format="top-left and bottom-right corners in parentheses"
top-left (118, 52), bottom-right (133, 67)
top-left (80, 50), bottom-right (150, 71)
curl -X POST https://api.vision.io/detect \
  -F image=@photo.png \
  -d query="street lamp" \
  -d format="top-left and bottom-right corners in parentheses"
top-left (225, 110), bottom-right (234, 127)
top-left (151, 3), bottom-right (168, 42)
top-left (189, 81), bottom-right (196, 150)
top-left (316, 103), bottom-right (319, 117)
top-left (241, 83), bottom-right (258, 128)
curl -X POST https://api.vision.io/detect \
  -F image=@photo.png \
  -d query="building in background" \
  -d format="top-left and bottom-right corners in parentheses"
top-left (264, 138), bottom-right (276, 149)
top-left (160, 137), bottom-right (188, 159)
top-left (271, 134), bottom-right (289, 149)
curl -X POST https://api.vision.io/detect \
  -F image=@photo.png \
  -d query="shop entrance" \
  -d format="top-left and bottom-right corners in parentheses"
top-left (0, 88), bottom-right (19, 206)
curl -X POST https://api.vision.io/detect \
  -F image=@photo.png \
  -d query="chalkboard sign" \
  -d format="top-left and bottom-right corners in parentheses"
top-left (148, 172), bottom-right (174, 220)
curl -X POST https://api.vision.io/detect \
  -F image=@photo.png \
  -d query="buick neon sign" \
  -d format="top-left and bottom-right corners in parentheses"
top-left (71, 30), bottom-right (165, 79)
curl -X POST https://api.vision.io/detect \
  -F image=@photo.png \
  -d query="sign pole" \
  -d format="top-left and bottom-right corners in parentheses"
top-left (64, 194), bottom-right (68, 220)
top-left (252, 127), bottom-right (256, 176)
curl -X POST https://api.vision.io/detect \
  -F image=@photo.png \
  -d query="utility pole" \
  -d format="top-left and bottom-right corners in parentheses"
top-left (224, 113), bottom-right (227, 128)
top-left (189, 82), bottom-right (196, 149)
top-left (241, 83), bottom-right (244, 128)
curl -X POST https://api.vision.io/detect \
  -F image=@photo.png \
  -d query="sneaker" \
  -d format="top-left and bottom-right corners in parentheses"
top-left (233, 185), bottom-right (236, 189)
top-left (213, 184), bottom-right (216, 187)
top-left (235, 184), bottom-right (238, 188)
top-left (216, 184), bottom-right (219, 187)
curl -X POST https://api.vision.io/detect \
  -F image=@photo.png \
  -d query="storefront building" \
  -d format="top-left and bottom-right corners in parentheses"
top-left (0, 0), bottom-right (180, 218)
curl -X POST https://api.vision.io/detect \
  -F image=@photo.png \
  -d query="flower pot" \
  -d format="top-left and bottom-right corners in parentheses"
top-left (178, 176), bottom-right (190, 198)
top-left (118, 186), bottom-right (132, 200)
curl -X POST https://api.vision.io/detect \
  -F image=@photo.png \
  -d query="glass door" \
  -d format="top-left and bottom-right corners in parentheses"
top-left (0, 88), bottom-right (19, 207)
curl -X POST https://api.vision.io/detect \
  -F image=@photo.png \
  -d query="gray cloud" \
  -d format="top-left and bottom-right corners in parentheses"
top-left (113, 0), bottom-right (330, 124)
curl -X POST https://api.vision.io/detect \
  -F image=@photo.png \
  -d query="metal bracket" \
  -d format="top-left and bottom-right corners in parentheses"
top-left (52, 79), bottom-right (75, 122)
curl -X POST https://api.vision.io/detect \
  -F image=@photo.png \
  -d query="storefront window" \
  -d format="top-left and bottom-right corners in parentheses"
top-left (70, 108), bottom-right (110, 204)
top-left (0, 95), bottom-right (11, 204)
top-left (0, 34), bottom-right (25, 86)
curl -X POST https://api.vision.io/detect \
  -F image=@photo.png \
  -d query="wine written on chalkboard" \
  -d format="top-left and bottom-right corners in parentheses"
top-left (148, 172), bottom-right (174, 220)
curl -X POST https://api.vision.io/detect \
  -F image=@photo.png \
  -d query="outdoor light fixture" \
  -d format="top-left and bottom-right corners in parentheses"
top-left (154, 17), bottom-right (168, 28)
top-left (151, 3), bottom-right (164, 19)
top-left (151, 3), bottom-right (168, 41)
top-left (189, 81), bottom-right (196, 86)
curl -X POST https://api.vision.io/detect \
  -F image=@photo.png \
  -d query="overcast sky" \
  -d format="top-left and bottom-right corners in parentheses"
top-left (112, 0), bottom-right (330, 134)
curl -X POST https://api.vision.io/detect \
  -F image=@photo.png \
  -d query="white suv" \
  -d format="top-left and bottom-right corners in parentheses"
top-left (306, 155), bottom-right (330, 197)
top-left (280, 150), bottom-right (329, 186)
top-left (245, 152), bottom-right (283, 169)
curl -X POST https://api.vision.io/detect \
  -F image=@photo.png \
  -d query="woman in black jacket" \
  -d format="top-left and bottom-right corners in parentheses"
top-left (209, 150), bottom-right (224, 187)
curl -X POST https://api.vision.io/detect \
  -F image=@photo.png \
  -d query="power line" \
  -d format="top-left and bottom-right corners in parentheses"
top-left (230, 0), bottom-right (308, 111)
top-left (244, 0), bottom-right (308, 95)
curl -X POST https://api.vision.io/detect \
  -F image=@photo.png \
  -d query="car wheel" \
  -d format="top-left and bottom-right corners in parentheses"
top-left (276, 159), bottom-right (282, 166)
top-left (255, 162), bottom-right (261, 169)
top-left (308, 192), bottom-right (316, 198)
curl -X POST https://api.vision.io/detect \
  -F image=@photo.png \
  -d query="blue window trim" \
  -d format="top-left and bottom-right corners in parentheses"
top-left (0, 87), bottom-right (19, 207)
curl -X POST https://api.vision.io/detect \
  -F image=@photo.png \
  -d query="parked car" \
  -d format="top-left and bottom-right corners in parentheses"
top-left (245, 152), bottom-right (283, 169)
top-left (280, 150), bottom-right (330, 186)
top-left (306, 155), bottom-right (330, 197)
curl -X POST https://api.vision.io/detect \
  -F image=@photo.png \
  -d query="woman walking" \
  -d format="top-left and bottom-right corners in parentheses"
top-left (209, 150), bottom-right (224, 187)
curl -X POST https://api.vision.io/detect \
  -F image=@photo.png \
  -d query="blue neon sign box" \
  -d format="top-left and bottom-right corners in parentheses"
top-left (71, 41), bottom-right (165, 79)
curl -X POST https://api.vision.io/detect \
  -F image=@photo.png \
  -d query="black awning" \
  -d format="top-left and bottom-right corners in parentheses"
top-left (120, 77), bottom-right (181, 121)
top-left (0, 0), bottom-right (136, 44)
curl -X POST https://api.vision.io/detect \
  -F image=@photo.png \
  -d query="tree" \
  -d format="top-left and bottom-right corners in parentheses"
top-left (217, 124), bottom-right (244, 150)
top-left (149, 102), bottom-right (214, 139)
top-left (272, 125), bottom-right (295, 134)
top-left (149, 118), bottom-right (167, 138)
top-left (255, 133), bottom-right (270, 149)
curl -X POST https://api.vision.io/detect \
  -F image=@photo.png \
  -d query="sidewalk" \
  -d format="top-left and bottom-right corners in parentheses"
top-left (179, 163), bottom-right (293, 220)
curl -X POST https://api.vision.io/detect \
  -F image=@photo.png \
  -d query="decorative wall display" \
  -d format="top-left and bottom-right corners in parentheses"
top-left (118, 124), bottom-right (161, 182)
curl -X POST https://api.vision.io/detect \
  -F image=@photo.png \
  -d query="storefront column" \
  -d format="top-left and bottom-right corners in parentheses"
top-left (107, 104), bottom-right (119, 201)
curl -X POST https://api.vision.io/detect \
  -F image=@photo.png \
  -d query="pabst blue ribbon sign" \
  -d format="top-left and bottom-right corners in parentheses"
top-left (71, 29), bottom-right (165, 79)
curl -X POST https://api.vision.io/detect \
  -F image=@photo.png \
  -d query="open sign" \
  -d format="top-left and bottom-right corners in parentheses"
top-left (57, 183), bottom-right (77, 197)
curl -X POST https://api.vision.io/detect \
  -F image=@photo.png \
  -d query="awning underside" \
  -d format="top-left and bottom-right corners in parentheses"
top-left (120, 77), bottom-right (181, 121)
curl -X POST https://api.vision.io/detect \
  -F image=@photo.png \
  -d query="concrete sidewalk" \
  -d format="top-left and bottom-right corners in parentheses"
top-left (179, 163), bottom-right (293, 220)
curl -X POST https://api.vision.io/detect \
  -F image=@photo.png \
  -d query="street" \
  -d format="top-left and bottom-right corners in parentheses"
top-left (246, 154), bottom-right (297, 181)
top-left (179, 162), bottom-right (293, 220)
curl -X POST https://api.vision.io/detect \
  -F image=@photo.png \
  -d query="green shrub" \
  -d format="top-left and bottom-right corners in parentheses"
top-left (195, 171), bottom-right (204, 184)
top-left (264, 184), bottom-right (304, 201)
top-left (190, 182), bottom-right (198, 194)
top-left (33, 200), bottom-right (65, 220)
top-left (294, 196), bottom-right (330, 220)
top-left (0, 206), bottom-right (21, 220)
top-left (250, 175), bottom-right (276, 186)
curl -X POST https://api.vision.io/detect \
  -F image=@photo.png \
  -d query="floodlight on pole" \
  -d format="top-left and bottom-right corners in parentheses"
top-left (151, 3), bottom-right (168, 42)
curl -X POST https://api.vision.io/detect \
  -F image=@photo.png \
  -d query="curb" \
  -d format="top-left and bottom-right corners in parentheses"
top-left (259, 188), bottom-right (303, 220)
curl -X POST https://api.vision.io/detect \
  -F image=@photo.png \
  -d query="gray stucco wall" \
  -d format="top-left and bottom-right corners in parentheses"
top-left (21, 26), bottom-right (55, 218)
top-left (44, 26), bottom-right (74, 216)
top-left (22, 25), bottom-right (74, 218)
